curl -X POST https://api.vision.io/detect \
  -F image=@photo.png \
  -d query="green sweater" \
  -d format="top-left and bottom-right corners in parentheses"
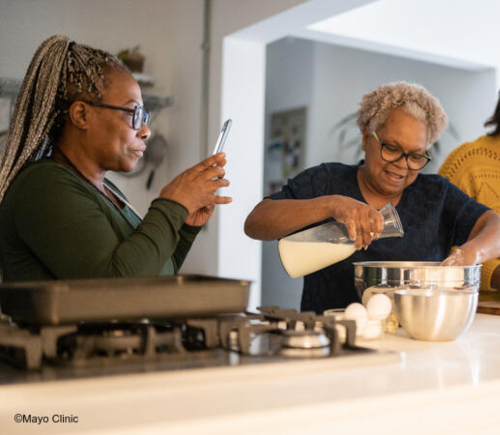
top-left (0, 159), bottom-right (201, 282)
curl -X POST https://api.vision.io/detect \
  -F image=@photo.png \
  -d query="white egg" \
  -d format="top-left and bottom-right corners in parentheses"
top-left (344, 303), bottom-right (368, 334)
top-left (366, 293), bottom-right (392, 321)
top-left (361, 320), bottom-right (382, 340)
top-left (361, 287), bottom-right (375, 306)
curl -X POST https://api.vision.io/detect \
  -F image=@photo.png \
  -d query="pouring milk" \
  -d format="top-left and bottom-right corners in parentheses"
top-left (279, 239), bottom-right (356, 278)
top-left (278, 202), bottom-right (404, 278)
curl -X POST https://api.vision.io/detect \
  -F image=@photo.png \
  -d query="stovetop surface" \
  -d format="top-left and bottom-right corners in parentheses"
top-left (0, 306), bottom-right (377, 385)
top-left (0, 345), bottom-right (377, 386)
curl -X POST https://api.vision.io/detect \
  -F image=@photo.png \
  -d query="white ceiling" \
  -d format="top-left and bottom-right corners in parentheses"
top-left (306, 0), bottom-right (498, 72)
top-left (233, 0), bottom-right (498, 82)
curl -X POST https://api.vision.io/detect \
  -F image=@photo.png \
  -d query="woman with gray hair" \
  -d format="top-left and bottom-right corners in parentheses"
top-left (245, 81), bottom-right (500, 313)
top-left (0, 36), bottom-right (231, 282)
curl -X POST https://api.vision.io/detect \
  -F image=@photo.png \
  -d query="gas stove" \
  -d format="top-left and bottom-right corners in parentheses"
top-left (0, 306), bottom-right (377, 384)
top-left (0, 276), bottom-right (376, 385)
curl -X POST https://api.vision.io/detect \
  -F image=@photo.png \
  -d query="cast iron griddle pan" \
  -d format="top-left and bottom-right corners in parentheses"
top-left (0, 275), bottom-right (251, 325)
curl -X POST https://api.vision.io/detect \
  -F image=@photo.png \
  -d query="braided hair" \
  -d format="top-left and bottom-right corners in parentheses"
top-left (0, 35), bottom-right (127, 203)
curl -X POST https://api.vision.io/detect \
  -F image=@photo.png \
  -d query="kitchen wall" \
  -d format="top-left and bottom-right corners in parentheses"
top-left (263, 38), bottom-right (315, 309)
top-left (262, 37), bottom-right (496, 309)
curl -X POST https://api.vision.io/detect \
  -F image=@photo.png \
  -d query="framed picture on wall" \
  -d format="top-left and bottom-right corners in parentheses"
top-left (265, 107), bottom-right (307, 195)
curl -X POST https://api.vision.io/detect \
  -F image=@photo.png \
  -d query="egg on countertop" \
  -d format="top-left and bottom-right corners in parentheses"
top-left (361, 286), bottom-right (377, 306)
top-left (366, 293), bottom-right (392, 321)
top-left (344, 302), bottom-right (368, 333)
top-left (360, 319), bottom-right (382, 340)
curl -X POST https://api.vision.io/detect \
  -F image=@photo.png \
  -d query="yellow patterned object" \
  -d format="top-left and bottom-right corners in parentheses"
top-left (439, 135), bottom-right (500, 292)
top-left (385, 313), bottom-right (399, 334)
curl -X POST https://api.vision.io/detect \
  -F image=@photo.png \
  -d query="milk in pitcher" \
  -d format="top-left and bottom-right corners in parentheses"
top-left (278, 239), bottom-right (356, 278)
top-left (277, 203), bottom-right (404, 279)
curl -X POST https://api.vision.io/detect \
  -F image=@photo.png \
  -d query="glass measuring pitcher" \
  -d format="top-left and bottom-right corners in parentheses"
top-left (278, 202), bottom-right (404, 278)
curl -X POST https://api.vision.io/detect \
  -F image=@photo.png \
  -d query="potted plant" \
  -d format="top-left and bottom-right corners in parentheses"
top-left (117, 46), bottom-right (145, 73)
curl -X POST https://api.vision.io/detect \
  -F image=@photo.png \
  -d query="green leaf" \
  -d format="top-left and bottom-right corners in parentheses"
top-left (345, 138), bottom-right (360, 148)
top-left (339, 129), bottom-right (347, 147)
top-left (332, 113), bottom-right (358, 131)
top-left (446, 123), bottom-right (460, 141)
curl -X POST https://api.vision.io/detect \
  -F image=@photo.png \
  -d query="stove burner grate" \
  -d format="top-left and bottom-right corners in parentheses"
top-left (0, 306), bottom-right (363, 370)
top-left (57, 323), bottom-right (185, 364)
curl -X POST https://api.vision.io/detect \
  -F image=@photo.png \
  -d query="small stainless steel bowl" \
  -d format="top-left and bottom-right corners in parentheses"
top-left (394, 288), bottom-right (478, 341)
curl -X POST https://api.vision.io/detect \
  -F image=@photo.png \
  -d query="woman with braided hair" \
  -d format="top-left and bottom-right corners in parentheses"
top-left (0, 35), bottom-right (231, 282)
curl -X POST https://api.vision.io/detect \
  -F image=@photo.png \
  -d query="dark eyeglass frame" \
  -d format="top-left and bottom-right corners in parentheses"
top-left (82, 101), bottom-right (150, 131)
top-left (372, 131), bottom-right (431, 170)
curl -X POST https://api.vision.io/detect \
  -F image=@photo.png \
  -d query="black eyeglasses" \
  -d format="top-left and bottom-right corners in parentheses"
top-left (372, 132), bottom-right (431, 170)
top-left (83, 101), bottom-right (150, 130)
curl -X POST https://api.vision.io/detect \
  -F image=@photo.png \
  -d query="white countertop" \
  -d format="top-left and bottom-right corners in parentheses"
top-left (2, 314), bottom-right (500, 434)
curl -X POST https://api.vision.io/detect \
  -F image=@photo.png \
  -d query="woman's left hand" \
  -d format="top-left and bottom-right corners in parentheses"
top-left (185, 204), bottom-right (215, 227)
top-left (443, 210), bottom-right (500, 266)
top-left (441, 247), bottom-right (470, 266)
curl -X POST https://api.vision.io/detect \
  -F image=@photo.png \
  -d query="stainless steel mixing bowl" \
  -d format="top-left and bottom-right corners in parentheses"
top-left (394, 288), bottom-right (478, 341)
top-left (353, 261), bottom-right (481, 298)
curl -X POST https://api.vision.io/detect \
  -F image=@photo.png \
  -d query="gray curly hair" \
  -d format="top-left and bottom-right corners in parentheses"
top-left (357, 81), bottom-right (448, 149)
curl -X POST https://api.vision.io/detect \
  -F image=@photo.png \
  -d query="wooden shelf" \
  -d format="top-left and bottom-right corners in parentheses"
top-left (143, 94), bottom-right (174, 112)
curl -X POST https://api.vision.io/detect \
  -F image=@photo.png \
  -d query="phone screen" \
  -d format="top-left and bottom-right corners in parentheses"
top-left (212, 119), bottom-right (232, 155)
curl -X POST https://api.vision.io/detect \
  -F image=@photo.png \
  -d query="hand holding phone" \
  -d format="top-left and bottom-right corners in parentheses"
top-left (212, 119), bottom-right (232, 155)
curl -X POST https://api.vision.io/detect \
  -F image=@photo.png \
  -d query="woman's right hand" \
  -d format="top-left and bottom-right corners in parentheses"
top-left (328, 196), bottom-right (384, 249)
top-left (159, 153), bottom-right (232, 216)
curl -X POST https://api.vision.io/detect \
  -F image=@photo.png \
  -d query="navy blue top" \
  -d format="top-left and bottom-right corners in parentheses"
top-left (269, 161), bottom-right (490, 313)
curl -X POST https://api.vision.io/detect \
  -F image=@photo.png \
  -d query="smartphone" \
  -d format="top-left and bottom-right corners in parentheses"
top-left (212, 119), bottom-right (232, 155)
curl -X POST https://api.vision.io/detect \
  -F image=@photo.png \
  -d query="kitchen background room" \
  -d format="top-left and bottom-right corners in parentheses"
top-left (1, 0), bottom-right (498, 311)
